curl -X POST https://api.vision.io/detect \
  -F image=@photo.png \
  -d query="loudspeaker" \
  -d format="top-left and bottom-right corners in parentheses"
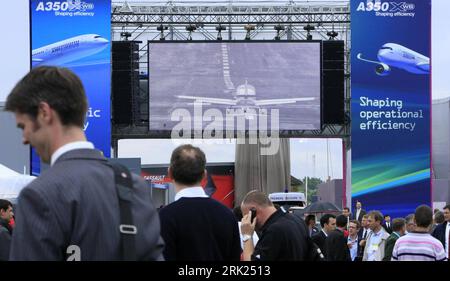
top-left (112, 41), bottom-right (140, 125)
top-left (322, 41), bottom-right (345, 125)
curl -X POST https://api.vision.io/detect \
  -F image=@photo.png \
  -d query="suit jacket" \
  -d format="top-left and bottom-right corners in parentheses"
top-left (10, 149), bottom-right (165, 261)
top-left (312, 231), bottom-right (328, 259)
top-left (383, 232), bottom-right (400, 261)
top-left (382, 222), bottom-right (393, 234)
top-left (352, 209), bottom-right (366, 222)
top-left (357, 227), bottom-right (370, 260)
top-left (309, 226), bottom-right (319, 237)
top-left (432, 221), bottom-right (448, 249)
top-left (325, 229), bottom-right (351, 261)
top-left (0, 220), bottom-right (12, 261)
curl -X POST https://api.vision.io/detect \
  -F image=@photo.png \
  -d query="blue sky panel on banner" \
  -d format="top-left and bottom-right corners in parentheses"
top-left (30, 0), bottom-right (111, 175)
top-left (351, 0), bottom-right (431, 218)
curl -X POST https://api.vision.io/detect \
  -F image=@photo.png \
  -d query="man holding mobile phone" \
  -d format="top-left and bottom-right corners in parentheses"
top-left (240, 190), bottom-right (309, 261)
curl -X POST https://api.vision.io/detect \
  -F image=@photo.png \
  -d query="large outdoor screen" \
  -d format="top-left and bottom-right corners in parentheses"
top-left (148, 41), bottom-right (321, 136)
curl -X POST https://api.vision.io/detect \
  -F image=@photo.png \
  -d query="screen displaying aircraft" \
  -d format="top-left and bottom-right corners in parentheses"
top-left (32, 34), bottom-right (109, 67)
top-left (176, 81), bottom-right (315, 120)
top-left (357, 43), bottom-right (429, 76)
top-left (149, 41), bottom-right (321, 131)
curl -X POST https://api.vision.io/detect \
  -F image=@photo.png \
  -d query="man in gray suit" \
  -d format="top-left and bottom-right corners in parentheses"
top-left (5, 66), bottom-right (164, 260)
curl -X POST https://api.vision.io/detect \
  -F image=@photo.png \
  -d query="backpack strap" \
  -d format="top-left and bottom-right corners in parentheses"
top-left (109, 161), bottom-right (137, 261)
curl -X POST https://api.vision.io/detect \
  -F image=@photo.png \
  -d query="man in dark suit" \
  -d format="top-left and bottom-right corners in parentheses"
top-left (357, 214), bottom-right (370, 260)
top-left (5, 66), bottom-right (164, 260)
top-left (352, 201), bottom-right (366, 223)
top-left (431, 211), bottom-right (445, 234)
top-left (0, 199), bottom-right (14, 261)
top-left (159, 145), bottom-right (241, 261)
top-left (342, 207), bottom-right (351, 230)
top-left (325, 215), bottom-right (351, 261)
top-left (382, 215), bottom-right (393, 234)
top-left (312, 213), bottom-right (336, 259)
top-left (383, 218), bottom-right (406, 261)
top-left (432, 204), bottom-right (450, 259)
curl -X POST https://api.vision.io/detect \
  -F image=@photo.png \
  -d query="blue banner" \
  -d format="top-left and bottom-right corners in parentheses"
top-left (351, 0), bottom-right (431, 217)
top-left (30, 0), bottom-right (111, 175)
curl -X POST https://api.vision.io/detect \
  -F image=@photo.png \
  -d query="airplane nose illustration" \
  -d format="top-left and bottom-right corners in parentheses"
top-left (377, 49), bottom-right (388, 57)
top-left (377, 49), bottom-right (390, 61)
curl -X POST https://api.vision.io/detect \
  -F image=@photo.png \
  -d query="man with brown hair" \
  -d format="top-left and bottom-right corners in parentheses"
top-left (362, 211), bottom-right (389, 261)
top-left (159, 144), bottom-right (241, 261)
top-left (393, 205), bottom-right (446, 261)
top-left (357, 214), bottom-right (371, 259)
top-left (383, 218), bottom-right (406, 261)
top-left (0, 199), bottom-right (14, 261)
top-left (5, 66), bottom-right (164, 260)
top-left (347, 220), bottom-right (361, 261)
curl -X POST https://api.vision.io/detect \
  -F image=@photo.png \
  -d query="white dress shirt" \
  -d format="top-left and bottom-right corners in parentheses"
top-left (174, 186), bottom-right (208, 201)
top-left (348, 235), bottom-right (359, 261)
top-left (50, 141), bottom-right (94, 166)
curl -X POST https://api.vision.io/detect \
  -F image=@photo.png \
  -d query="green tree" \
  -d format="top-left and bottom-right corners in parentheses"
top-left (299, 177), bottom-right (323, 205)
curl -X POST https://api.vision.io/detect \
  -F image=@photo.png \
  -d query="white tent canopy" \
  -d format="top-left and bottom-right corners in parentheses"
top-left (0, 164), bottom-right (35, 203)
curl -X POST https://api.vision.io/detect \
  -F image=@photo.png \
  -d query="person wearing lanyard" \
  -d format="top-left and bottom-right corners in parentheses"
top-left (383, 218), bottom-right (406, 261)
top-left (363, 211), bottom-right (390, 261)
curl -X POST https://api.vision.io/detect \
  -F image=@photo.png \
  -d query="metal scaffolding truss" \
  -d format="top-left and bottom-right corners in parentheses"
top-left (112, 3), bottom-right (350, 26)
top-left (112, 12), bottom-right (349, 26)
top-left (111, 2), bottom-right (351, 50)
top-left (111, 1), bottom-right (351, 42)
top-left (112, 2), bottom-right (349, 14)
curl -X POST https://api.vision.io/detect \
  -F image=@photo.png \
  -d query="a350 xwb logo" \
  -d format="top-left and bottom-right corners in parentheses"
top-left (357, 1), bottom-right (415, 12)
top-left (36, 0), bottom-right (94, 12)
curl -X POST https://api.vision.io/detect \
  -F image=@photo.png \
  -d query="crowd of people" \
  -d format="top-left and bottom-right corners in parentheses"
top-left (0, 66), bottom-right (449, 261)
top-left (306, 202), bottom-right (449, 261)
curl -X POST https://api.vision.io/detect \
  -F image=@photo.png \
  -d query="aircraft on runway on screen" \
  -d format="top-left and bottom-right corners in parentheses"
top-left (32, 34), bottom-right (109, 67)
top-left (357, 43), bottom-right (429, 76)
top-left (176, 81), bottom-right (315, 119)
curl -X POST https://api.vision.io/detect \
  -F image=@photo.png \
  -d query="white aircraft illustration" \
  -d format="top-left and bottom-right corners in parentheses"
top-left (176, 81), bottom-right (315, 119)
top-left (32, 34), bottom-right (109, 67)
top-left (357, 43), bottom-right (430, 76)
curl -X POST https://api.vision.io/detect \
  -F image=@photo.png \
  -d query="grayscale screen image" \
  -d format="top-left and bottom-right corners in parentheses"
top-left (148, 42), bottom-right (321, 132)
